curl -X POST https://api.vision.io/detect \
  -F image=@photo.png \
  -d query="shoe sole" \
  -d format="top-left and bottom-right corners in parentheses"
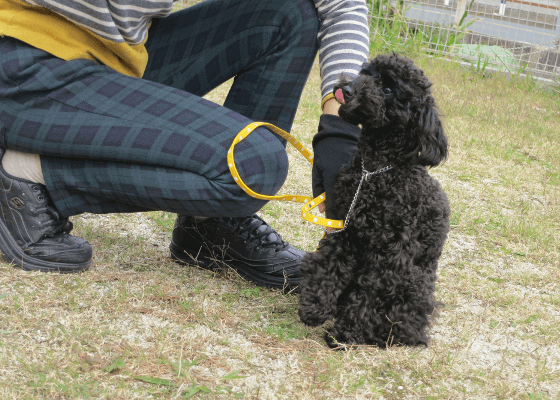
top-left (0, 220), bottom-right (91, 273)
top-left (169, 240), bottom-right (299, 291)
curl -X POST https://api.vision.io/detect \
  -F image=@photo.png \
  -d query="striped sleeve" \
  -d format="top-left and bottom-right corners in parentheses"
top-left (20, 0), bottom-right (178, 45)
top-left (314, 0), bottom-right (370, 100)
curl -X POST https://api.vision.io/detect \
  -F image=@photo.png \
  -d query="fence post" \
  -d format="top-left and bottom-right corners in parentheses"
top-left (556, 5), bottom-right (560, 50)
top-left (455, 0), bottom-right (468, 26)
top-left (498, 0), bottom-right (506, 16)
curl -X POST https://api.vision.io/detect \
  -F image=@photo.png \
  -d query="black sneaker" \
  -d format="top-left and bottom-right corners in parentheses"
top-left (170, 214), bottom-right (303, 290)
top-left (0, 148), bottom-right (92, 272)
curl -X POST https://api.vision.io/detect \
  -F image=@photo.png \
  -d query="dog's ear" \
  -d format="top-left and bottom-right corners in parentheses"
top-left (411, 99), bottom-right (448, 167)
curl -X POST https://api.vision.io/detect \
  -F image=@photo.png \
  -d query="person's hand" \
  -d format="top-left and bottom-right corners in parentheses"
top-left (312, 113), bottom-right (360, 219)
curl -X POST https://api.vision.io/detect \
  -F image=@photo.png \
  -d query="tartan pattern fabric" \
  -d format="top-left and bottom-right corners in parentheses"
top-left (0, 0), bottom-right (319, 218)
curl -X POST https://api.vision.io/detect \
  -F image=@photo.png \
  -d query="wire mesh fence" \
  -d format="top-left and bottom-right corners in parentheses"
top-left (369, 0), bottom-right (560, 81)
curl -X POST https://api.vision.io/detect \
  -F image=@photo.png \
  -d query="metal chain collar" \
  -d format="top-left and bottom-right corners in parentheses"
top-left (326, 160), bottom-right (394, 235)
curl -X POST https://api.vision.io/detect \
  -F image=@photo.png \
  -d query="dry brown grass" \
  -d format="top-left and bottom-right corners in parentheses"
top-left (1, 27), bottom-right (560, 400)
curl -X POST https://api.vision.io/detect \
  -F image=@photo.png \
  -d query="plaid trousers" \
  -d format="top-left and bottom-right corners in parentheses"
top-left (0, 0), bottom-right (319, 218)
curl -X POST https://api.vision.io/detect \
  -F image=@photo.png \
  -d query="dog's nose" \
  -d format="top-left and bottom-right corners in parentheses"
top-left (341, 85), bottom-right (354, 98)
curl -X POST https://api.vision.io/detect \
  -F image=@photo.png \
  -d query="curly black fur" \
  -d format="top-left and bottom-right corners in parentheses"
top-left (298, 53), bottom-right (451, 349)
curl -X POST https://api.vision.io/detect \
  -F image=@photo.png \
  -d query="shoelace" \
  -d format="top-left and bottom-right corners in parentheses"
top-left (31, 184), bottom-right (72, 238)
top-left (222, 215), bottom-right (287, 251)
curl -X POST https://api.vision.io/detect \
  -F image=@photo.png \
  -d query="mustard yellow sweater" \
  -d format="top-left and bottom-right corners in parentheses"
top-left (0, 0), bottom-right (149, 78)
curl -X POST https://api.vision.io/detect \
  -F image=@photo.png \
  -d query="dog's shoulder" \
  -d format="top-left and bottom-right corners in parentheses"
top-left (361, 164), bottom-right (448, 216)
top-left (372, 165), bottom-right (439, 195)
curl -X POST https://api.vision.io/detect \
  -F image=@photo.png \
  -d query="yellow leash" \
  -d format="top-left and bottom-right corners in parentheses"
top-left (227, 122), bottom-right (344, 230)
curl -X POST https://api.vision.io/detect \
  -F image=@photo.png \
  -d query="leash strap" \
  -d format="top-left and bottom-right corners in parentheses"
top-left (227, 122), bottom-right (344, 230)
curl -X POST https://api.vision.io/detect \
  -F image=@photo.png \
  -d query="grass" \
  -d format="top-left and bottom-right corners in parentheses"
top-left (1, 4), bottom-right (560, 400)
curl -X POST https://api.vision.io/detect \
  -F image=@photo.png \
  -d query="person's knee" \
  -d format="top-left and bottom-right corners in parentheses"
top-left (236, 126), bottom-right (288, 194)
top-left (281, 0), bottom-right (320, 39)
top-left (293, 0), bottom-right (320, 25)
top-left (248, 0), bottom-right (318, 42)
top-left (226, 125), bottom-right (289, 213)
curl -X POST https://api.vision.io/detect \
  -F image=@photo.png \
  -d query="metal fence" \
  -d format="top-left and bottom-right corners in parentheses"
top-left (369, 0), bottom-right (560, 81)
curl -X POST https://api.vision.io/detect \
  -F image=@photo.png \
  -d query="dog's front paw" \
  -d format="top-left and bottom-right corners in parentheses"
top-left (298, 303), bottom-right (333, 327)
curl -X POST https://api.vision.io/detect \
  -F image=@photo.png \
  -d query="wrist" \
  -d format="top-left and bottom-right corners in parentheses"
top-left (322, 97), bottom-right (341, 116)
top-left (321, 93), bottom-right (340, 115)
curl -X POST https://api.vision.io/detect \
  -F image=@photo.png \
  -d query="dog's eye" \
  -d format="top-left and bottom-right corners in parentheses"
top-left (383, 87), bottom-right (392, 95)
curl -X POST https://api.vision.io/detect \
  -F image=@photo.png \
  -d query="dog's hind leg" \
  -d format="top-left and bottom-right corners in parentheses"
top-left (298, 236), bottom-right (357, 327)
top-left (325, 267), bottom-right (438, 349)
top-left (325, 288), bottom-right (388, 349)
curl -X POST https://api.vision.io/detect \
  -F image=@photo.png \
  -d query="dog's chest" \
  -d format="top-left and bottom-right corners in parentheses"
top-left (335, 167), bottom-right (436, 225)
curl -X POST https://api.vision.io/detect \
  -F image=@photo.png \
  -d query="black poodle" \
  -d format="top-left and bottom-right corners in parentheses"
top-left (299, 53), bottom-right (450, 348)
